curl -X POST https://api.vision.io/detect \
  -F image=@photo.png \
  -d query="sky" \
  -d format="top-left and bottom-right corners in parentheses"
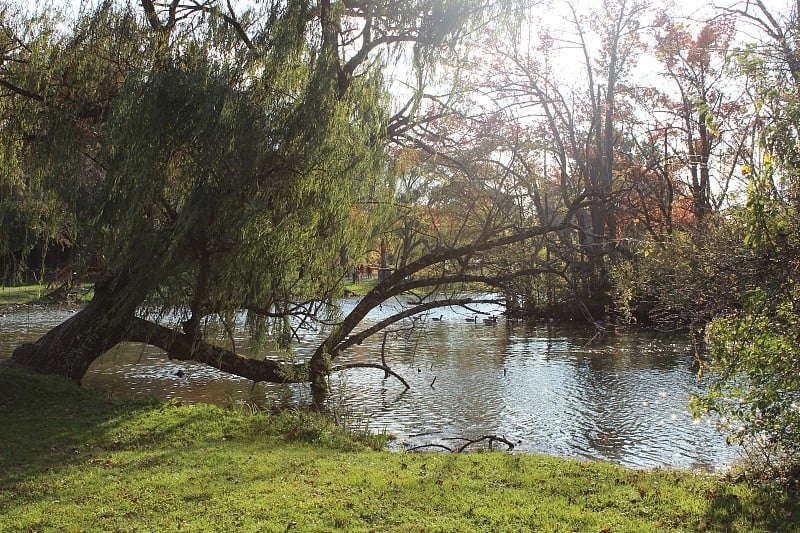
top-left (35, 0), bottom-right (795, 95)
top-left (41, 0), bottom-right (793, 23)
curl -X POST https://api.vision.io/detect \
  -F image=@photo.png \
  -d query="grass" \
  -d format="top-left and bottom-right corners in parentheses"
top-left (343, 277), bottom-right (379, 296)
top-left (1, 366), bottom-right (798, 532)
top-left (0, 283), bottom-right (94, 305)
top-left (0, 284), bottom-right (49, 305)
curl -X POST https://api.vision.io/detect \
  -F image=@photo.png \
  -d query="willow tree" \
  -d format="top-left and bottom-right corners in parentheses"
top-left (4, 0), bottom-right (512, 400)
top-left (0, 2), bottom-right (124, 285)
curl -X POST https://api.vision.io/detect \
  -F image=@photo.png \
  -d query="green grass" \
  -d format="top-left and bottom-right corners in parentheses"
top-left (0, 283), bottom-right (94, 305)
top-left (0, 284), bottom-right (48, 305)
top-left (343, 278), bottom-right (379, 296)
top-left (1, 366), bottom-right (798, 532)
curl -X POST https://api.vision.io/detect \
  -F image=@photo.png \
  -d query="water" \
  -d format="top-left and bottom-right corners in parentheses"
top-left (0, 301), bottom-right (737, 470)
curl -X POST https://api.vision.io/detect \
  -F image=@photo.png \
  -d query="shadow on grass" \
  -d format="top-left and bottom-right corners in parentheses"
top-left (0, 366), bottom-right (219, 487)
top-left (703, 478), bottom-right (799, 531)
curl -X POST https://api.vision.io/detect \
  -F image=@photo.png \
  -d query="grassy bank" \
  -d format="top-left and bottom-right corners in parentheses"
top-left (0, 283), bottom-right (93, 306)
top-left (343, 278), bottom-right (379, 296)
top-left (0, 284), bottom-right (49, 305)
top-left (0, 367), bottom-right (797, 532)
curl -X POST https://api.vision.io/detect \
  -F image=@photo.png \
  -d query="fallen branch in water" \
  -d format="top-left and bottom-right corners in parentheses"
top-left (446, 435), bottom-right (517, 452)
top-left (406, 434), bottom-right (517, 453)
top-left (405, 443), bottom-right (454, 452)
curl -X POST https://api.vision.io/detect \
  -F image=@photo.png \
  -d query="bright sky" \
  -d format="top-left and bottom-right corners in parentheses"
top-left (43, 0), bottom-right (793, 24)
top-left (36, 0), bottom-right (795, 95)
top-left (518, 0), bottom-right (793, 86)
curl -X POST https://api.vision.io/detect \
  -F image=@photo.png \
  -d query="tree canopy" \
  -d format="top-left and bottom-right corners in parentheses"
top-left (3, 0), bottom-right (538, 401)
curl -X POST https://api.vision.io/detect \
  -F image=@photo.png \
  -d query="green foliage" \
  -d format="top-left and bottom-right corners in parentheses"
top-left (675, 5), bottom-right (800, 481)
top-left (103, 23), bottom-right (380, 289)
top-left (693, 172), bottom-right (800, 478)
top-left (694, 299), bottom-right (800, 477)
top-left (0, 2), bottom-right (153, 284)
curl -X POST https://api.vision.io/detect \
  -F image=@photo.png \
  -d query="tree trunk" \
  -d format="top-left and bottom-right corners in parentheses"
top-left (6, 271), bottom-right (312, 386)
top-left (6, 274), bottom-right (139, 384)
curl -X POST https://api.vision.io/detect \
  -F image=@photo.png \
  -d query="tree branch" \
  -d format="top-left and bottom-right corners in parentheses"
top-left (314, 194), bottom-right (588, 365)
top-left (330, 362), bottom-right (410, 389)
top-left (0, 79), bottom-right (42, 101)
top-left (336, 297), bottom-right (498, 353)
top-left (125, 317), bottom-right (309, 383)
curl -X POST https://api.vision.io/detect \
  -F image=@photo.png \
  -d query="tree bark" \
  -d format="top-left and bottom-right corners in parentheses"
top-left (6, 273), bottom-right (139, 384)
top-left (125, 317), bottom-right (309, 384)
top-left (6, 271), bottom-right (310, 386)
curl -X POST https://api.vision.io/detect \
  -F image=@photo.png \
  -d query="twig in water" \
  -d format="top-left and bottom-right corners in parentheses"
top-left (406, 443), bottom-right (453, 452)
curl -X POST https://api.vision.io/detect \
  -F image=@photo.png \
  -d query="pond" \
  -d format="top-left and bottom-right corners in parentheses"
top-left (0, 300), bottom-right (738, 471)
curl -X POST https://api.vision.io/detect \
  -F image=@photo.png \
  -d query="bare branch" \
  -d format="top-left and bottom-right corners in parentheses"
top-left (330, 362), bottom-right (411, 389)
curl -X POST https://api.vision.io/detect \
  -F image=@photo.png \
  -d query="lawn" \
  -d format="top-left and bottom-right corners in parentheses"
top-left (0, 283), bottom-right (93, 305)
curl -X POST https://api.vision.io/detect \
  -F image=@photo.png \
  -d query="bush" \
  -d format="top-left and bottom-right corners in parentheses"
top-left (692, 296), bottom-right (800, 479)
top-left (611, 214), bottom-right (760, 329)
top-left (274, 408), bottom-right (389, 451)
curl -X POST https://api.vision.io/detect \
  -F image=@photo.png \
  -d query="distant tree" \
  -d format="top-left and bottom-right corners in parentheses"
top-left (467, 0), bottom-right (651, 319)
top-left (607, 14), bottom-right (756, 326)
top-left (652, 16), bottom-right (749, 221)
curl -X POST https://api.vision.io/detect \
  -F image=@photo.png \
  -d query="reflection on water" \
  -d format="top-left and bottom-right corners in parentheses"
top-left (0, 302), bottom-right (737, 470)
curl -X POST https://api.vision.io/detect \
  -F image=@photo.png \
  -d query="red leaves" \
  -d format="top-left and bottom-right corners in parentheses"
top-left (655, 17), bottom-right (735, 71)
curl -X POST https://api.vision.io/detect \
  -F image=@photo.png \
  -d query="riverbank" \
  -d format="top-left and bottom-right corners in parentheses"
top-left (0, 283), bottom-right (93, 306)
top-left (1, 366), bottom-right (796, 532)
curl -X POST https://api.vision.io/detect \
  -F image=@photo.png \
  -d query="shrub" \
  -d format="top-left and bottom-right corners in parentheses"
top-left (692, 296), bottom-right (800, 479)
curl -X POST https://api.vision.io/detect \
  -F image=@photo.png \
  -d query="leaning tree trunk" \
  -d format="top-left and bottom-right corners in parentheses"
top-left (6, 273), bottom-right (141, 384)
top-left (6, 268), bottom-right (314, 387)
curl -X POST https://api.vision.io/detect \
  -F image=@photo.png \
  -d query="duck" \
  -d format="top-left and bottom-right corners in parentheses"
top-left (482, 316), bottom-right (498, 325)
